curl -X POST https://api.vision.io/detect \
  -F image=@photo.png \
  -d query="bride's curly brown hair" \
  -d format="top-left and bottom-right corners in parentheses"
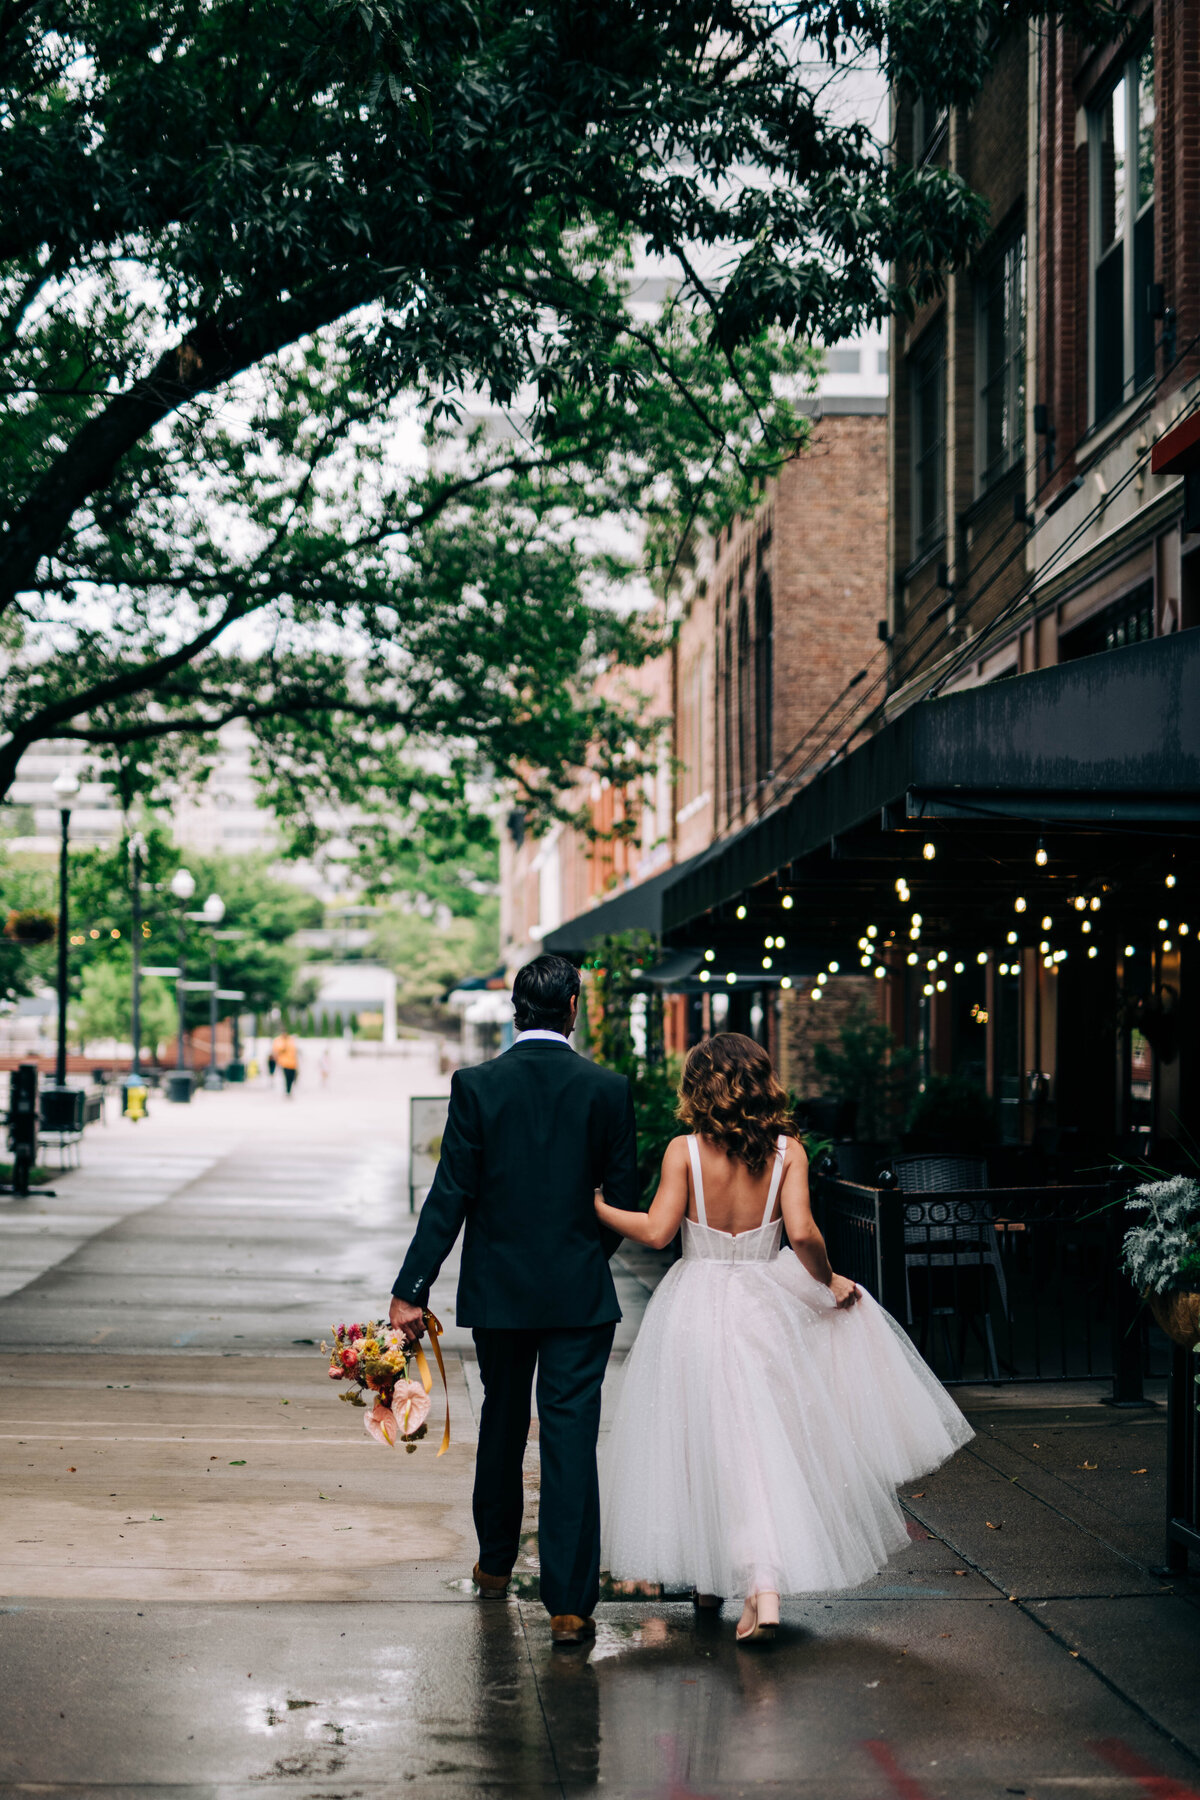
top-left (676, 1032), bottom-right (798, 1175)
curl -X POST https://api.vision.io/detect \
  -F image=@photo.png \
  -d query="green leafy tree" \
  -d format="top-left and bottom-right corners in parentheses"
top-left (0, 0), bottom-right (1115, 847)
top-left (368, 901), bottom-right (500, 1010)
top-left (76, 956), bottom-right (175, 1050)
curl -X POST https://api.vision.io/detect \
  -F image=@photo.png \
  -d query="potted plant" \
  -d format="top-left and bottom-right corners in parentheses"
top-left (3, 907), bottom-right (57, 945)
top-left (1121, 1175), bottom-right (1200, 1348)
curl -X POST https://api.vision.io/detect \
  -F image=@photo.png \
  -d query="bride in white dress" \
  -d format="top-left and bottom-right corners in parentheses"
top-left (594, 1031), bottom-right (973, 1642)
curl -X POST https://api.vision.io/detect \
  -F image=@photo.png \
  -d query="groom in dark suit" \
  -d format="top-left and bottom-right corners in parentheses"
top-left (389, 953), bottom-right (639, 1644)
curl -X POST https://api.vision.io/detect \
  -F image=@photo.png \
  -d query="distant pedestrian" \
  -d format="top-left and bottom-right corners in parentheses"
top-left (318, 1047), bottom-right (332, 1087)
top-left (272, 1031), bottom-right (299, 1096)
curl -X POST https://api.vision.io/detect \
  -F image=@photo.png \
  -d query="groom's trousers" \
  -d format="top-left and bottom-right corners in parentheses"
top-left (472, 1322), bottom-right (615, 1618)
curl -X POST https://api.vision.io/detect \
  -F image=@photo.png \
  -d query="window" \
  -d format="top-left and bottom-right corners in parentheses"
top-left (1089, 42), bottom-right (1155, 426)
top-left (824, 347), bottom-right (861, 375)
top-left (1059, 581), bottom-right (1153, 663)
top-left (737, 598), bottom-right (752, 814)
top-left (912, 94), bottom-right (948, 165)
top-left (754, 575), bottom-right (773, 784)
top-left (722, 620), bottom-right (735, 818)
top-left (977, 233), bottom-right (1026, 491)
top-left (910, 323), bottom-right (946, 559)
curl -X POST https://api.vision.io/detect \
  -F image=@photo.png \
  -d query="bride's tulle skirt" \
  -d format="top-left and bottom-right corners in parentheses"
top-left (600, 1250), bottom-right (974, 1600)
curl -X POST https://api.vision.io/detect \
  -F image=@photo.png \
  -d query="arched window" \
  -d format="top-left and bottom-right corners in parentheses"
top-left (754, 573), bottom-right (773, 785)
top-left (737, 598), bottom-right (752, 819)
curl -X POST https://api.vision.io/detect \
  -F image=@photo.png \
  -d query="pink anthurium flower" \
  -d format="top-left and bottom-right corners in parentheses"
top-left (364, 1401), bottom-right (398, 1446)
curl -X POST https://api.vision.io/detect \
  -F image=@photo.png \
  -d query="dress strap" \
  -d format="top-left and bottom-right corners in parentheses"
top-left (686, 1135), bottom-right (707, 1227)
top-left (761, 1136), bottom-right (787, 1227)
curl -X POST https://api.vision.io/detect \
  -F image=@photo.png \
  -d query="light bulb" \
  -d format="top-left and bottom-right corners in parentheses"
top-left (704, 948), bottom-right (715, 962)
top-left (1007, 931), bottom-right (1018, 944)
top-left (1039, 940), bottom-right (1050, 954)
top-left (860, 955), bottom-right (871, 968)
top-left (726, 972), bottom-right (737, 984)
top-left (911, 913), bottom-right (923, 927)
top-left (922, 842), bottom-right (936, 861)
top-left (762, 956), bottom-right (773, 970)
top-left (906, 952), bottom-right (919, 966)
top-left (1035, 840), bottom-right (1048, 866)
top-left (954, 962), bottom-right (964, 974)
top-left (923, 983), bottom-right (934, 996)
top-left (811, 988), bottom-right (822, 1002)
top-left (699, 970), bottom-right (710, 984)
top-left (874, 967), bottom-right (885, 979)
top-left (999, 963), bottom-right (1009, 976)
top-left (976, 951), bottom-right (988, 965)
top-left (1081, 921), bottom-right (1091, 934)
top-left (937, 950), bottom-right (947, 963)
top-left (1041, 915), bottom-right (1052, 930)
top-left (782, 894), bottom-right (794, 910)
top-left (926, 959), bottom-right (937, 972)
top-left (736, 904), bottom-right (746, 920)
top-left (910, 925), bottom-right (921, 940)
top-left (780, 976), bottom-right (792, 990)
top-left (936, 979), bottom-right (947, 992)
top-left (1181, 924), bottom-right (1189, 936)
top-left (1163, 939), bottom-right (1173, 952)
top-left (826, 961), bottom-right (839, 973)
top-left (1087, 946), bottom-right (1097, 959)
top-left (1090, 896), bottom-right (1101, 911)
top-left (1158, 917), bottom-right (1168, 930)
top-left (1044, 956), bottom-right (1053, 969)
top-left (1166, 873), bottom-right (1177, 888)
top-left (867, 925), bottom-right (878, 938)
top-left (1014, 897), bottom-right (1027, 913)
top-left (1124, 944), bottom-right (1135, 957)
top-left (818, 971), bottom-right (828, 984)
top-left (776, 936), bottom-right (786, 949)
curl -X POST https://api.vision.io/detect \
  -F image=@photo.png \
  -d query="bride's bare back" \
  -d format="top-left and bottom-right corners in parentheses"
top-left (684, 1133), bottom-right (788, 1235)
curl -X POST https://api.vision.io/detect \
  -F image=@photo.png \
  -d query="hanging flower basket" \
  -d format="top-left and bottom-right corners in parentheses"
top-left (1147, 1290), bottom-right (1200, 1350)
top-left (3, 908), bottom-right (57, 945)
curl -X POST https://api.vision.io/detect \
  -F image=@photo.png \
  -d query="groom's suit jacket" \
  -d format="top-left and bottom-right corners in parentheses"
top-left (392, 1037), bottom-right (640, 1329)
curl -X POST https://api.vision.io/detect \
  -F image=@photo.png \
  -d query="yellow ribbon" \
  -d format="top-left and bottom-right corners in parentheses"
top-left (413, 1309), bottom-right (451, 1456)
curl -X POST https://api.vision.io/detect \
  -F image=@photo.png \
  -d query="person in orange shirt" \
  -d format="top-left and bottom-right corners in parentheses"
top-left (271, 1032), bottom-right (300, 1096)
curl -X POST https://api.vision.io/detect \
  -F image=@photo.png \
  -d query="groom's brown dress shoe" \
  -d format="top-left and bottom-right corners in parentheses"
top-left (550, 1614), bottom-right (596, 1646)
top-left (472, 1563), bottom-right (511, 1598)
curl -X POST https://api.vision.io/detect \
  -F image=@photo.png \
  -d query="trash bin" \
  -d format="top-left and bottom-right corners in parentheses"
top-left (223, 1061), bottom-right (246, 1084)
top-left (165, 1071), bottom-right (195, 1104)
top-left (40, 1086), bottom-right (85, 1132)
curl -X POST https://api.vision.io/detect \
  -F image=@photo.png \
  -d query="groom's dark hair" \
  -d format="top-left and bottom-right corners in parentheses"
top-left (512, 953), bottom-right (581, 1033)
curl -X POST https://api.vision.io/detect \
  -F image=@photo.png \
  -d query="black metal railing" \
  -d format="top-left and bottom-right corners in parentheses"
top-left (1165, 1344), bottom-right (1200, 1573)
top-left (812, 1175), bottom-right (1150, 1397)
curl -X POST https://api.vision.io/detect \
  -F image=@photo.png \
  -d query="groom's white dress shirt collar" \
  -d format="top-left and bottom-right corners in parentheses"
top-left (514, 1028), bottom-right (571, 1045)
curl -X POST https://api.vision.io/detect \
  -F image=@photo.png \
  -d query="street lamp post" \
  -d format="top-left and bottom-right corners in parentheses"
top-left (169, 867), bottom-right (196, 1093)
top-left (201, 892), bottom-right (226, 1090)
top-left (128, 830), bottom-right (147, 1081)
top-left (51, 768), bottom-right (80, 1089)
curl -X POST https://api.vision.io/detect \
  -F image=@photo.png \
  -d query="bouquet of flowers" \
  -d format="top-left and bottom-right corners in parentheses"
top-left (322, 1314), bottom-right (450, 1453)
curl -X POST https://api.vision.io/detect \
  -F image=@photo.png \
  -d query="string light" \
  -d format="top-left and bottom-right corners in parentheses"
top-left (811, 987), bottom-right (822, 1002)
top-left (976, 951), bottom-right (988, 964)
top-left (1073, 897), bottom-right (1087, 911)
top-left (1035, 839), bottom-right (1048, 866)
top-left (923, 983), bottom-right (934, 996)
top-left (762, 956), bottom-right (773, 970)
top-left (1181, 924), bottom-right (1190, 937)
top-left (906, 952), bottom-right (919, 966)
top-left (777, 936), bottom-right (786, 948)
top-left (1124, 944), bottom-right (1135, 957)
top-left (937, 950), bottom-right (948, 963)
top-left (1158, 917), bottom-right (1168, 930)
top-left (860, 955), bottom-right (872, 968)
top-left (1014, 897), bottom-right (1027, 913)
top-left (1043, 955), bottom-right (1053, 969)
top-left (1090, 897), bottom-right (1101, 911)
top-left (699, 970), bottom-right (710, 983)
top-left (704, 949), bottom-right (715, 962)
top-left (1087, 946), bottom-right (1097, 959)
top-left (910, 925), bottom-right (921, 940)
top-left (922, 842), bottom-right (936, 860)
top-left (818, 972), bottom-right (828, 985)
top-left (874, 967), bottom-right (886, 979)
top-left (782, 894), bottom-right (794, 910)
top-left (1039, 940), bottom-right (1050, 954)
top-left (726, 972), bottom-right (737, 984)
top-left (911, 912), bottom-right (923, 927)
top-left (736, 904), bottom-right (746, 920)
top-left (1041, 915), bottom-right (1052, 930)
top-left (866, 925), bottom-right (878, 938)
top-left (998, 962), bottom-right (1009, 975)
top-left (1081, 921), bottom-right (1091, 934)
top-left (954, 961), bottom-right (964, 974)
top-left (828, 961), bottom-right (839, 973)
top-left (935, 978), bottom-right (947, 991)
top-left (781, 976), bottom-right (792, 990)
top-left (1006, 930), bottom-right (1018, 944)
top-left (1163, 939), bottom-right (1173, 952)
top-left (1166, 873), bottom-right (1177, 888)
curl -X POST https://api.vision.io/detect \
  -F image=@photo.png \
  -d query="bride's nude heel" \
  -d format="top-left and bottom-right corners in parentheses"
top-left (736, 1591), bottom-right (779, 1643)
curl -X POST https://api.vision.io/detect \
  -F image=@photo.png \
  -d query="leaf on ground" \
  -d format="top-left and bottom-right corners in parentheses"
top-left (908, 1491), bottom-right (925, 1499)
top-left (149, 1514), bottom-right (163, 1521)
top-left (278, 1398), bottom-right (289, 1405)
top-left (1131, 1467), bottom-right (1148, 1474)
top-left (953, 1569), bottom-right (967, 1576)
top-left (1078, 1461), bottom-right (1097, 1470)
top-left (318, 1492), bottom-right (330, 1500)
top-left (986, 1520), bottom-right (1001, 1530)
top-left (1069, 1651), bottom-right (1080, 1658)
top-left (230, 1460), bottom-right (246, 1466)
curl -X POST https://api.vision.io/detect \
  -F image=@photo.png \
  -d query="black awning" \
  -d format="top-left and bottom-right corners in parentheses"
top-left (664, 632), bottom-right (1200, 934)
top-left (543, 849), bottom-right (711, 957)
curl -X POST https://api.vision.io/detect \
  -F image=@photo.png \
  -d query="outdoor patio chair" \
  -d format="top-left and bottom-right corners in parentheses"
top-left (893, 1158), bottom-right (1008, 1381)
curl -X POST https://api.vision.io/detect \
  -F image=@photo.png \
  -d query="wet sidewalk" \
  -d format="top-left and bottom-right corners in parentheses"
top-left (0, 1057), bottom-right (1197, 1796)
